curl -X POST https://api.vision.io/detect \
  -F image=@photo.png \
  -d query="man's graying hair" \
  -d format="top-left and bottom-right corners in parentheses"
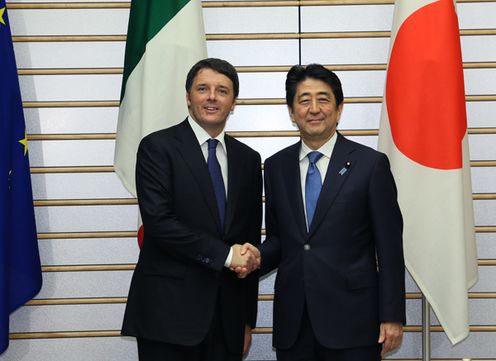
top-left (285, 64), bottom-right (344, 110)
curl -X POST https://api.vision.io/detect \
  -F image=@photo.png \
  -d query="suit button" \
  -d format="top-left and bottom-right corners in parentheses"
top-left (304, 244), bottom-right (311, 251)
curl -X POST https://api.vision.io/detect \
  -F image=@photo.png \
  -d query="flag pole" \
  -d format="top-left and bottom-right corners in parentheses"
top-left (422, 295), bottom-right (431, 361)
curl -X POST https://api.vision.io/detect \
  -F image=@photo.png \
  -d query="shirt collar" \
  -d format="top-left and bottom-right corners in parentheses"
top-left (299, 131), bottom-right (337, 161)
top-left (188, 116), bottom-right (226, 151)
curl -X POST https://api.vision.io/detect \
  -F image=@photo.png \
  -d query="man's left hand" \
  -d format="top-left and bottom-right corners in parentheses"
top-left (378, 322), bottom-right (403, 357)
top-left (232, 243), bottom-right (261, 278)
top-left (243, 325), bottom-right (252, 358)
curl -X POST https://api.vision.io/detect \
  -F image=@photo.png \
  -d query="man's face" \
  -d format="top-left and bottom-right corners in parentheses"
top-left (290, 78), bottom-right (343, 147)
top-left (186, 68), bottom-right (236, 136)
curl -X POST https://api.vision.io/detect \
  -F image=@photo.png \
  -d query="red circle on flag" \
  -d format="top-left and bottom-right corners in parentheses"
top-left (386, 0), bottom-right (467, 170)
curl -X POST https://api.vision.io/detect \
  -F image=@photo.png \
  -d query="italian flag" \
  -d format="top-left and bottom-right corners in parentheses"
top-left (378, 0), bottom-right (478, 344)
top-left (114, 0), bottom-right (207, 196)
top-left (114, 0), bottom-right (207, 246)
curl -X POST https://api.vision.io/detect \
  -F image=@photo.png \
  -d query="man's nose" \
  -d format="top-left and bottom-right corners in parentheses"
top-left (207, 88), bottom-right (216, 100)
top-left (309, 99), bottom-right (319, 113)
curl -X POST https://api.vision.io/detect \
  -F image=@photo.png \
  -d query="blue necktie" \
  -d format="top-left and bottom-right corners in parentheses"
top-left (207, 139), bottom-right (226, 227)
top-left (305, 151), bottom-right (323, 228)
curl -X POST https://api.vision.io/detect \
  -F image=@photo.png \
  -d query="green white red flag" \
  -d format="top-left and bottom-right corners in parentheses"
top-left (114, 0), bottom-right (207, 246)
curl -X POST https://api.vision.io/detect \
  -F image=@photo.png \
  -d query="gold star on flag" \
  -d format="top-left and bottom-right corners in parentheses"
top-left (0, 7), bottom-right (5, 26)
top-left (19, 133), bottom-right (29, 156)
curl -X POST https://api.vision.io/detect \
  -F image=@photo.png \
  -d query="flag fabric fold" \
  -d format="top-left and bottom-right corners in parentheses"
top-left (114, 0), bottom-right (207, 248)
top-left (0, 0), bottom-right (42, 354)
top-left (378, 0), bottom-right (478, 344)
top-left (114, 0), bottom-right (207, 197)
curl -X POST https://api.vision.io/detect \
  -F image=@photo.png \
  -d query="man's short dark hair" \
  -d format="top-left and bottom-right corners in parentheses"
top-left (285, 64), bottom-right (343, 110)
top-left (185, 58), bottom-right (239, 98)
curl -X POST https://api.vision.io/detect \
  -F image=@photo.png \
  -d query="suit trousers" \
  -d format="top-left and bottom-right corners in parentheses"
top-left (276, 304), bottom-right (381, 361)
top-left (137, 299), bottom-right (242, 361)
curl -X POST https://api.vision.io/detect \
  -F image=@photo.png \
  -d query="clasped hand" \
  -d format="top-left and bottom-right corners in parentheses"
top-left (229, 243), bottom-right (260, 278)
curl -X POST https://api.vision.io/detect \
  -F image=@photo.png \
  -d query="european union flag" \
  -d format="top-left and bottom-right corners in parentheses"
top-left (0, 0), bottom-right (42, 354)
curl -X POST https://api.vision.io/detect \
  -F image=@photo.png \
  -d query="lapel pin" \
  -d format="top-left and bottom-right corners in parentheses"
top-left (339, 161), bottom-right (351, 176)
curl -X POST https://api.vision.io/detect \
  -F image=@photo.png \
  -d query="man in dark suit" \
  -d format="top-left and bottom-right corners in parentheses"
top-left (256, 64), bottom-right (405, 360)
top-left (122, 58), bottom-right (262, 361)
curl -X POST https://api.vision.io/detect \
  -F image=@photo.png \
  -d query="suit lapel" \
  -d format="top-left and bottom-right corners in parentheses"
top-left (309, 133), bottom-right (356, 236)
top-left (174, 120), bottom-right (222, 231)
top-left (283, 142), bottom-right (307, 239)
top-left (224, 136), bottom-right (242, 234)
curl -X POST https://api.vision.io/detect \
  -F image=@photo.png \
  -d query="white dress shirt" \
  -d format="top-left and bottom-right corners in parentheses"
top-left (299, 132), bottom-right (338, 229)
top-left (187, 117), bottom-right (233, 266)
top-left (188, 117), bottom-right (228, 196)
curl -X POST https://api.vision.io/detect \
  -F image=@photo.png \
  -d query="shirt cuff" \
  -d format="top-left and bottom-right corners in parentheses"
top-left (224, 247), bottom-right (233, 268)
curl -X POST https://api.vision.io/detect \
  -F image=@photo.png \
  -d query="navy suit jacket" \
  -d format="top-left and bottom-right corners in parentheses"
top-left (260, 132), bottom-right (405, 350)
top-left (122, 120), bottom-right (262, 353)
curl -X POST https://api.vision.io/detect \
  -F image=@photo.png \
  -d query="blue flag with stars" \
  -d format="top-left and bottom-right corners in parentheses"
top-left (0, 0), bottom-right (42, 354)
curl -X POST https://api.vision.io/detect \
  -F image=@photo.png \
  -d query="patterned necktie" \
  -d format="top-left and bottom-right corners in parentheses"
top-left (305, 151), bottom-right (323, 228)
top-left (207, 139), bottom-right (226, 227)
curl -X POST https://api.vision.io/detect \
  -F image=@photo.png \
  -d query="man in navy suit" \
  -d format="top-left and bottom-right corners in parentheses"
top-left (122, 58), bottom-right (262, 361)
top-left (255, 64), bottom-right (405, 360)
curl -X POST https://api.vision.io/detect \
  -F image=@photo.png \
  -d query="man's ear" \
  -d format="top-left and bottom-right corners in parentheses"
top-left (186, 92), bottom-right (191, 107)
top-left (288, 106), bottom-right (296, 125)
top-left (337, 103), bottom-right (344, 122)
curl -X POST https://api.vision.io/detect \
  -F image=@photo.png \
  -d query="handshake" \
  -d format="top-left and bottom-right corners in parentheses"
top-left (229, 243), bottom-right (261, 278)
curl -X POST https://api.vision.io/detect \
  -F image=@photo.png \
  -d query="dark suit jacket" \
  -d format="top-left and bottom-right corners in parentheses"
top-left (260, 133), bottom-right (405, 350)
top-left (122, 120), bottom-right (262, 353)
